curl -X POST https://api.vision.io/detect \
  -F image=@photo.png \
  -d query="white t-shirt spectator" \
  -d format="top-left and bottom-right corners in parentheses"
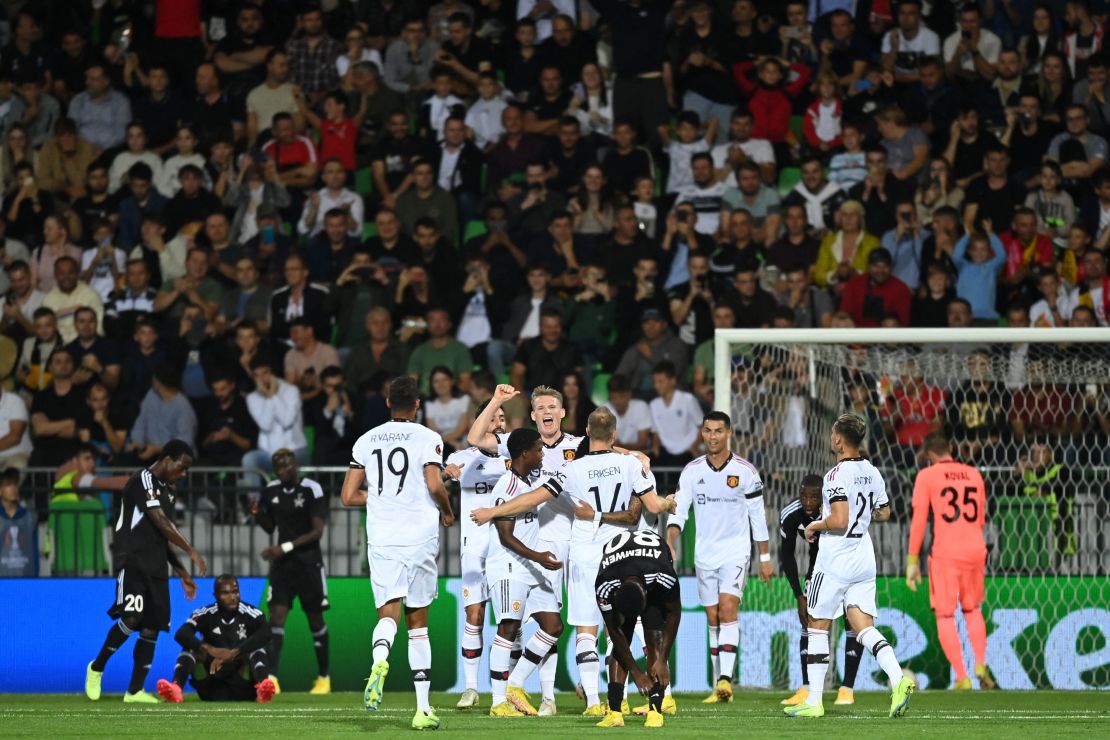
top-left (425, 395), bottom-right (471, 437)
top-left (247, 378), bottom-right (307, 454)
top-left (666, 140), bottom-right (710, 194)
top-left (297, 187), bottom-right (364, 237)
top-left (881, 27), bottom-right (940, 76)
top-left (605, 399), bottom-right (653, 447)
top-left (517, 0), bottom-right (577, 40)
top-left (336, 48), bottom-right (384, 78)
top-left (649, 389), bottom-right (703, 455)
top-left (465, 97), bottom-right (507, 150)
top-left (676, 181), bottom-right (728, 235)
top-left (0, 389), bottom-right (31, 463)
top-left (711, 138), bottom-right (776, 177)
top-left (80, 246), bottom-right (128, 302)
top-left (1030, 288), bottom-right (1078, 327)
top-left (943, 29), bottom-right (1001, 73)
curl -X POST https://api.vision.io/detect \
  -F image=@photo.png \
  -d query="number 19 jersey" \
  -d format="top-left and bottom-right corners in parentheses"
top-left (350, 419), bottom-right (445, 548)
top-left (814, 457), bottom-right (889, 582)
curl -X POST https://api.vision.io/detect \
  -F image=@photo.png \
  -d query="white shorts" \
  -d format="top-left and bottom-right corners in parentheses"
top-left (696, 559), bottom-right (749, 607)
top-left (367, 540), bottom-right (439, 610)
top-left (567, 556), bottom-right (602, 626)
top-left (461, 552), bottom-right (487, 608)
top-left (806, 570), bottom-right (877, 621)
top-left (489, 577), bottom-right (561, 622)
top-left (525, 538), bottom-right (567, 618)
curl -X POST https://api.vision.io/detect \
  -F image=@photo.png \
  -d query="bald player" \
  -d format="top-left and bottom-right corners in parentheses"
top-left (907, 431), bottom-right (997, 690)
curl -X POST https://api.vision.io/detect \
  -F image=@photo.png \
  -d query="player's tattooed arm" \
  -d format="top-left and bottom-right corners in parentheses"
top-left (471, 487), bottom-right (555, 524)
top-left (639, 489), bottom-right (677, 515)
top-left (492, 518), bottom-right (561, 570)
top-left (147, 505), bottom-right (207, 576)
top-left (466, 384), bottom-right (518, 451)
top-left (340, 467), bottom-right (368, 507)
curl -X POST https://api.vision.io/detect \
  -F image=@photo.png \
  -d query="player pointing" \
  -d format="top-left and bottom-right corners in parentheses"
top-left (666, 412), bottom-right (773, 704)
top-left (907, 432), bottom-right (997, 690)
top-left (341, 376), bottom-right (455, 731)
top-left (784, 413), bottom-right (915, 719)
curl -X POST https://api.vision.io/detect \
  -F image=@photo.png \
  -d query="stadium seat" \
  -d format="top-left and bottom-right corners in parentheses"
top-left (591, 372), bottom-right (611, 407)
top-left (463, 220), bottom-right (487, 242)
top-left (778, 167), bottom-right (801, 195)
top-left (47, 500), bottom-right (109, 576)
top-left (362, 221), bottom-right (378, 240)
top-left (355, 167), bottom-right (373, 196)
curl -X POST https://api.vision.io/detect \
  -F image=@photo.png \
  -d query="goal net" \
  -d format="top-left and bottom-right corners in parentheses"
top-left (704, 327), bottom-right (1110, 691)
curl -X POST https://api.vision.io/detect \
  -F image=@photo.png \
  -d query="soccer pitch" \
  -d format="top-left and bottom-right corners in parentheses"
top-left (3, 691), bottom-right (1108, 738)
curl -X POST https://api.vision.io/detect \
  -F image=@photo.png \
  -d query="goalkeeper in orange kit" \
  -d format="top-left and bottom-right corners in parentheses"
top-left (906, 432), bottom-right (997, 690)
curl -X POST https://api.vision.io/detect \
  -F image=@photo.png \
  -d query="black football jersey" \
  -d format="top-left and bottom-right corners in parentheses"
top-left (260, 477), bottom-right (328, 562)
top-left (113, 467), bottom-right (175, 577)
top-left (181, 600), bottom-right (267, 650)
top-left (779, 498), bottom-right (821, 598)
top-left (595, 529), bottom-right (679, 613)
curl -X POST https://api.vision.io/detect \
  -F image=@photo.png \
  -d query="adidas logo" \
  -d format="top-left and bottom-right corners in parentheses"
top-left (698, 479), bottom-right (706, 484)
top-left (413, 670), bottom-right (428, 680)
top-left (477, 464), bottom-right (484, 470)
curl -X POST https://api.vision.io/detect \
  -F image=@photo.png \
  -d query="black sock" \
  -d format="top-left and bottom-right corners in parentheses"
top-left (649, 682), bottom-right (664, 713)
top-left (270, 627), bottom-right (284, 674)
top-left (800, 633), bottom-right (809, 685)
top-left (312, 626), bottom-right (329, 677)
top-left (250, 649), bottom-right (271, 683)
top-left (128, 636), bottom-right (157, 694)
top-left (607, 681), bottom-right (623, 712)
top-left (173, 652), bottom-right (196, 688)
top-left (92, 621), bottom-right (133, 672)
top-left (842, 631), bottom-right (862, 689)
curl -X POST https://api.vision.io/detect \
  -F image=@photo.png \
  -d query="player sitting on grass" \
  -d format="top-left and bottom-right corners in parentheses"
top-left (156, 575), bottom-right (276, 703)
top-left (473, 428), bottom-right (564, 718)
top-left (594, 529), bottom-right (681, 729)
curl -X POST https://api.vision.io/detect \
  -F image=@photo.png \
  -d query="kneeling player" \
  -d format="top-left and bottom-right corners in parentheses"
top-left (779, 475), bottom-right (865, 706)
top-left (156, 575), bottom-right (276, 703)
top-left (595, 529), bottom-right (681, 729)
top-left (480, 428), bottom-right (564, 717)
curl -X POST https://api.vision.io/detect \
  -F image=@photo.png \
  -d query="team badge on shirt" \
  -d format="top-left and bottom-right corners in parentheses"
top-left (512, 600), bottom-right (521, 611)
top-left (726, 475), bottom-right (739, 488)
top-left (563, 450), bottom-right (576, 460)
top-left (463, 587), bottom-right (470, 599)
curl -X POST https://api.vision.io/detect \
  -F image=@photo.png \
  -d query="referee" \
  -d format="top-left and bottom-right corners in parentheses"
top-left (250, 449), bottom-right (330, 694)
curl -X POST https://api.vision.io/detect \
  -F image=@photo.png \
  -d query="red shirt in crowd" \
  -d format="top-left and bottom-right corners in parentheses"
top-left (839, 273), bottom-right (912, 327)
top-left (998, 230), bottom-right (1054, 279)
top-left (885, 382), bottom-right (947, 446)
top-left (155, 0), bottom-right (202, 38)
top-left (733, 61), bottom-right (812, 143)
top-left (262, 136), bottom-right (319, 171)
top-left (319, 118), bottom-right (357, 171)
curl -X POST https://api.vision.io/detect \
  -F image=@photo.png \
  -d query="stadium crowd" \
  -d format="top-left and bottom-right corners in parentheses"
top-left (0, 0), bottom-right (1105, 532)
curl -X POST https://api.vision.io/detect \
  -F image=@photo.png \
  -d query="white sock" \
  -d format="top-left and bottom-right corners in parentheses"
top-left (509, 627), bottom-right (523, 673)
top-left (461, 623), bottom-right (483, 691)
top-left (718, 620), bottom-right (739, 682)
top-left (708, 625), bottom-right (720, 682)
top-left (857, 626), bottom-right (903, 687)
top-left (634, 619), bottom-right (646, 655)
top-left (576, 632), bottom-right (600, 706)
top-left (805, 629), bottom-right (829, 706)
top-left (408, 627), bottom-right (432, 712)
top-left (372, 617), bottom-right (397, 664)
top-left (490, 635), bottom-right (513, 705)
top-left (539, 649), bottom-right (557, 701)
top-left (509, 629), bottom-right (557, 687)
top-left (664, 684), bottom-right (672, 697)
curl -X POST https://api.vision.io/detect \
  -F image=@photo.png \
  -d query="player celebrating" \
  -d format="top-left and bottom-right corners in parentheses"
top-left (473, 408), bottom-right (676, 716)
top-left (341, 376), bottom-right (455, 731)
top-left (779, 475), bottom-right (864, 706)
top-left (251, 450), bottom-right (331, 695)
top-left (445, 402), bottom-right (509, 709)
top-left (784, 413), bottom-right (915, 719)
top-left (666, 412), bottom-right (773, 704)
top-left (479, 428), bottom-right (564, 717)
top-left (85, 440), bottom-right (206, 703)
top-left (907, 432), bottom-right (997, 690)
top-left (594, 529), bottom-right (681, 729)
top-left (157, 575), bottom-right (276, 703)
top-left (467, 383), bottom-right (581, 715)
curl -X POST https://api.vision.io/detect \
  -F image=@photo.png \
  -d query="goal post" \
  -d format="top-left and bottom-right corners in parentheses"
top-left (709, 327), bottom-right (1110, 690)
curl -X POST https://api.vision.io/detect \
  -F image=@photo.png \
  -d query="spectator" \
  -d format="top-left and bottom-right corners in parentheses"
top-left (6, 162), bottom-right (54, 246)
top-left (42, 256), bottom-right (103, 344)
top-left (783, 155), bottom-right (845, 234)
top-left (131, 64), bottom-right (189, 156)
top-left (127, 363), bottom-right (198, 464)
top-left (1073, 249), bottom-right (1109, 325)
top-left (944, 105), bottom-right (990, 188)
top-left (880, 202), bottom-right (927, 291)
top-left (962, 145), bottom-right (1027, 234)
top-left (848, 146), bottom-right (909, 237)
top-left (432, 116), bottom-right (484, 226)
top-left (813, 200), bottom-right (878, 290)
top-left (999, 207), bottom-right (1055, 307)
top-left (549, 116), bottom-right (597, 197)
top-left (243, 356), bottom-right (308, 474)
top-left (396, 159), bottom-right (459, 245)
top-left (827, 122), bottom-right (867, 190)
top-left (466, 73), bottom-right (508, 151)
top-left (689, 303), bottom-right (736, 406)
top-left (615, 307), bottom-right (689, 400)
top-left (29, 349), bottom-right (84, 466)
top-left (1, 260), bottom-right (44, 341)
top-left (778, 268), bottom-right (833, 329)
top-left (0, 469), bottom-right (37, 576)
top-left (261, 112), bottom-right (319, 197)
top-left (500, 263), bottom-right (563, 348)
top-left (603, 373), bottom-right (652, 451)
top-left (881, 359), bottom-right (946, 466)
top-left (510, 307), bottom-right (583, 392)
top-left (71, 165), bottom-right (118, 248)
top-left (1046, 103), bottom-right (1107, 185)
top-left (1016, 438), bottom-right (1076, 555)
top-left (506, 161), bottom-right (565, 242)
top-left (157, 126), bottom-right (209, 199)
top-left (66, 306), bottom-right (120, 390)
top-left (346, 306), bottom-right (411, 394)
top-left (305, 365), bottom-right (357, 465)
top-left (667, 251), bottom-right (715, 349)
top-left (1026, 161), bottom-right (1075, 241)
top-left (839, 248), bottom-right (912, 327)
top-left (246, 49), bottom-right (301, 146)
top-left (424, 365), bottom-right (471, 452)
top-left (196, 373), bottom-right (258, 466)
top-left (767, 203), bottom-right (820, 275)
top-left (284, 318), bottom-right (341, 402)
top-left (602, 119), bottom-right (655, 196)
top-left (67, 63), bottom-right (131, 151)
top-left (732, 55), bottom-right (812, 147)
top-left (161, 166), bottom-right (221, 239)
top-left (364, 207), bottom-right (419, 274)
top-left (36, 118), bottom-right (100, 202)
top-left (16, 307), bottom-right (59, 394)
top-left (338, 28), bottom-right (384, 83)
top-left (916, 157), bottom-right (964, 225)
top-left (154, 247), bottom-right (222, 325)
top-left (117, 163), bottom-right (168, 250)
top-left (383, 18), bottom-right (439, 97)
top-left (287, 6), bottom-right (342, 104)
top-left (0, 123), bottom-right (35, 195)
top-left (659, 111), bottom-right (715, 197)
top-left (648, 360), bottom-right (702, 466)
top-left (528, 212), bottom-right (593, 289)
top-left (912, 263), bottom-right (957, 327)
top-left (723, 160), bottom-right (782, 244)
top-left (0, 383), bottom-right (30, 470)
top-left (802, 71), bottom-right (844, 154)
top-left (952, 224), bottom-right (1007, 321)
top-left (594, 0), bottom-right (670, 147)
top-left (942, 2), bottom-right (1000, 84)
top-left (108, 123), bottom-right (164, 194)
top-left (672, 0), bottom-right (735, 143)
top-left (104, 259), bottom-right (157, 342)
top-left (881, 0), bottom-right (940, 84)
top-left (298, 159), bottom-right (364, 239)
top-left (270, 254), bottom-right (331, 344)
top-left (435, 12), bottom-right (494, 98)
top-left (726, 267), bottom-right (778, 328)
top-left (559, 371), bottom-right (595, 436)
top-left (568, 63), bottom-right (613, 144)
top-left (213, 3), bottom-right (273, 98)
top-left (224, 160), bottom-right (291, 246)
top-left (407, 306), bottom-right (472, 394)
top-left (523, 66), bottom-right (571, 139)
top-left (190, 62), bottom-right (244, 150)
top-left (305, 210), bottom-right (360, 286)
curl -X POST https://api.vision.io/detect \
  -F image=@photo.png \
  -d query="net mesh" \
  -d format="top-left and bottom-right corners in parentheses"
top-left (717, 333), bottom-right (1110, 689)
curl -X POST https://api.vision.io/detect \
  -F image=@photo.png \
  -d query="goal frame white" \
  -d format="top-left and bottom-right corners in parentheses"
top-left (713, 327), bottom-right (1110, 415)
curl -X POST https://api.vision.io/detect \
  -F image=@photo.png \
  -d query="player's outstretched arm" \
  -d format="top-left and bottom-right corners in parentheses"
top-left (340, 467), bottom-right (368, 507)
top-left (493, 518), bottom-right (561, 570)
top-left (576, 495), bottom-right (643, 525)
top-left (466, 384), bottom-right (518, 451)
top-left (471, 487), bottom-right (555, 524)
top-left (640, 489), bottom-right (677, 515)
top-left (601, 609), bottom-right (653, 695)
top-left (424, 465), bottom-right (456, 527)
top-left (148, 505), bottom-right (207, 576)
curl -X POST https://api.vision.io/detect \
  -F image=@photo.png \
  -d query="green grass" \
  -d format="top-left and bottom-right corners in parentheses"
top-left (2, 691), bottom-right (1108, 737)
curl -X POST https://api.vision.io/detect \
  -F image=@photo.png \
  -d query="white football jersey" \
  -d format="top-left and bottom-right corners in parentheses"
top-left (485, 469), bottom-right (546, 583)
top-left (495, 431), bottom-right (581, 544)
top-left (671, 454), bottom-right (769, 570)
top-left (350, 419), bottom-right (444, 548)
top-left (447, 446), bottom-right (510, 556)
top-left (543, 450), bottom-right (655, 558)
top-left (813, 457), bottom-right (889, 581)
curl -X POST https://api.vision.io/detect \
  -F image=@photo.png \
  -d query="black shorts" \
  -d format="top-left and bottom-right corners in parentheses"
top-left (192, 668), bottom-right (256, 702)
top-left (268, 559), bottom-right (329, 612)
top-left (640, 596), bottom-right (679, 632)
top-left (108, 568), bottom-right (171, 632)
